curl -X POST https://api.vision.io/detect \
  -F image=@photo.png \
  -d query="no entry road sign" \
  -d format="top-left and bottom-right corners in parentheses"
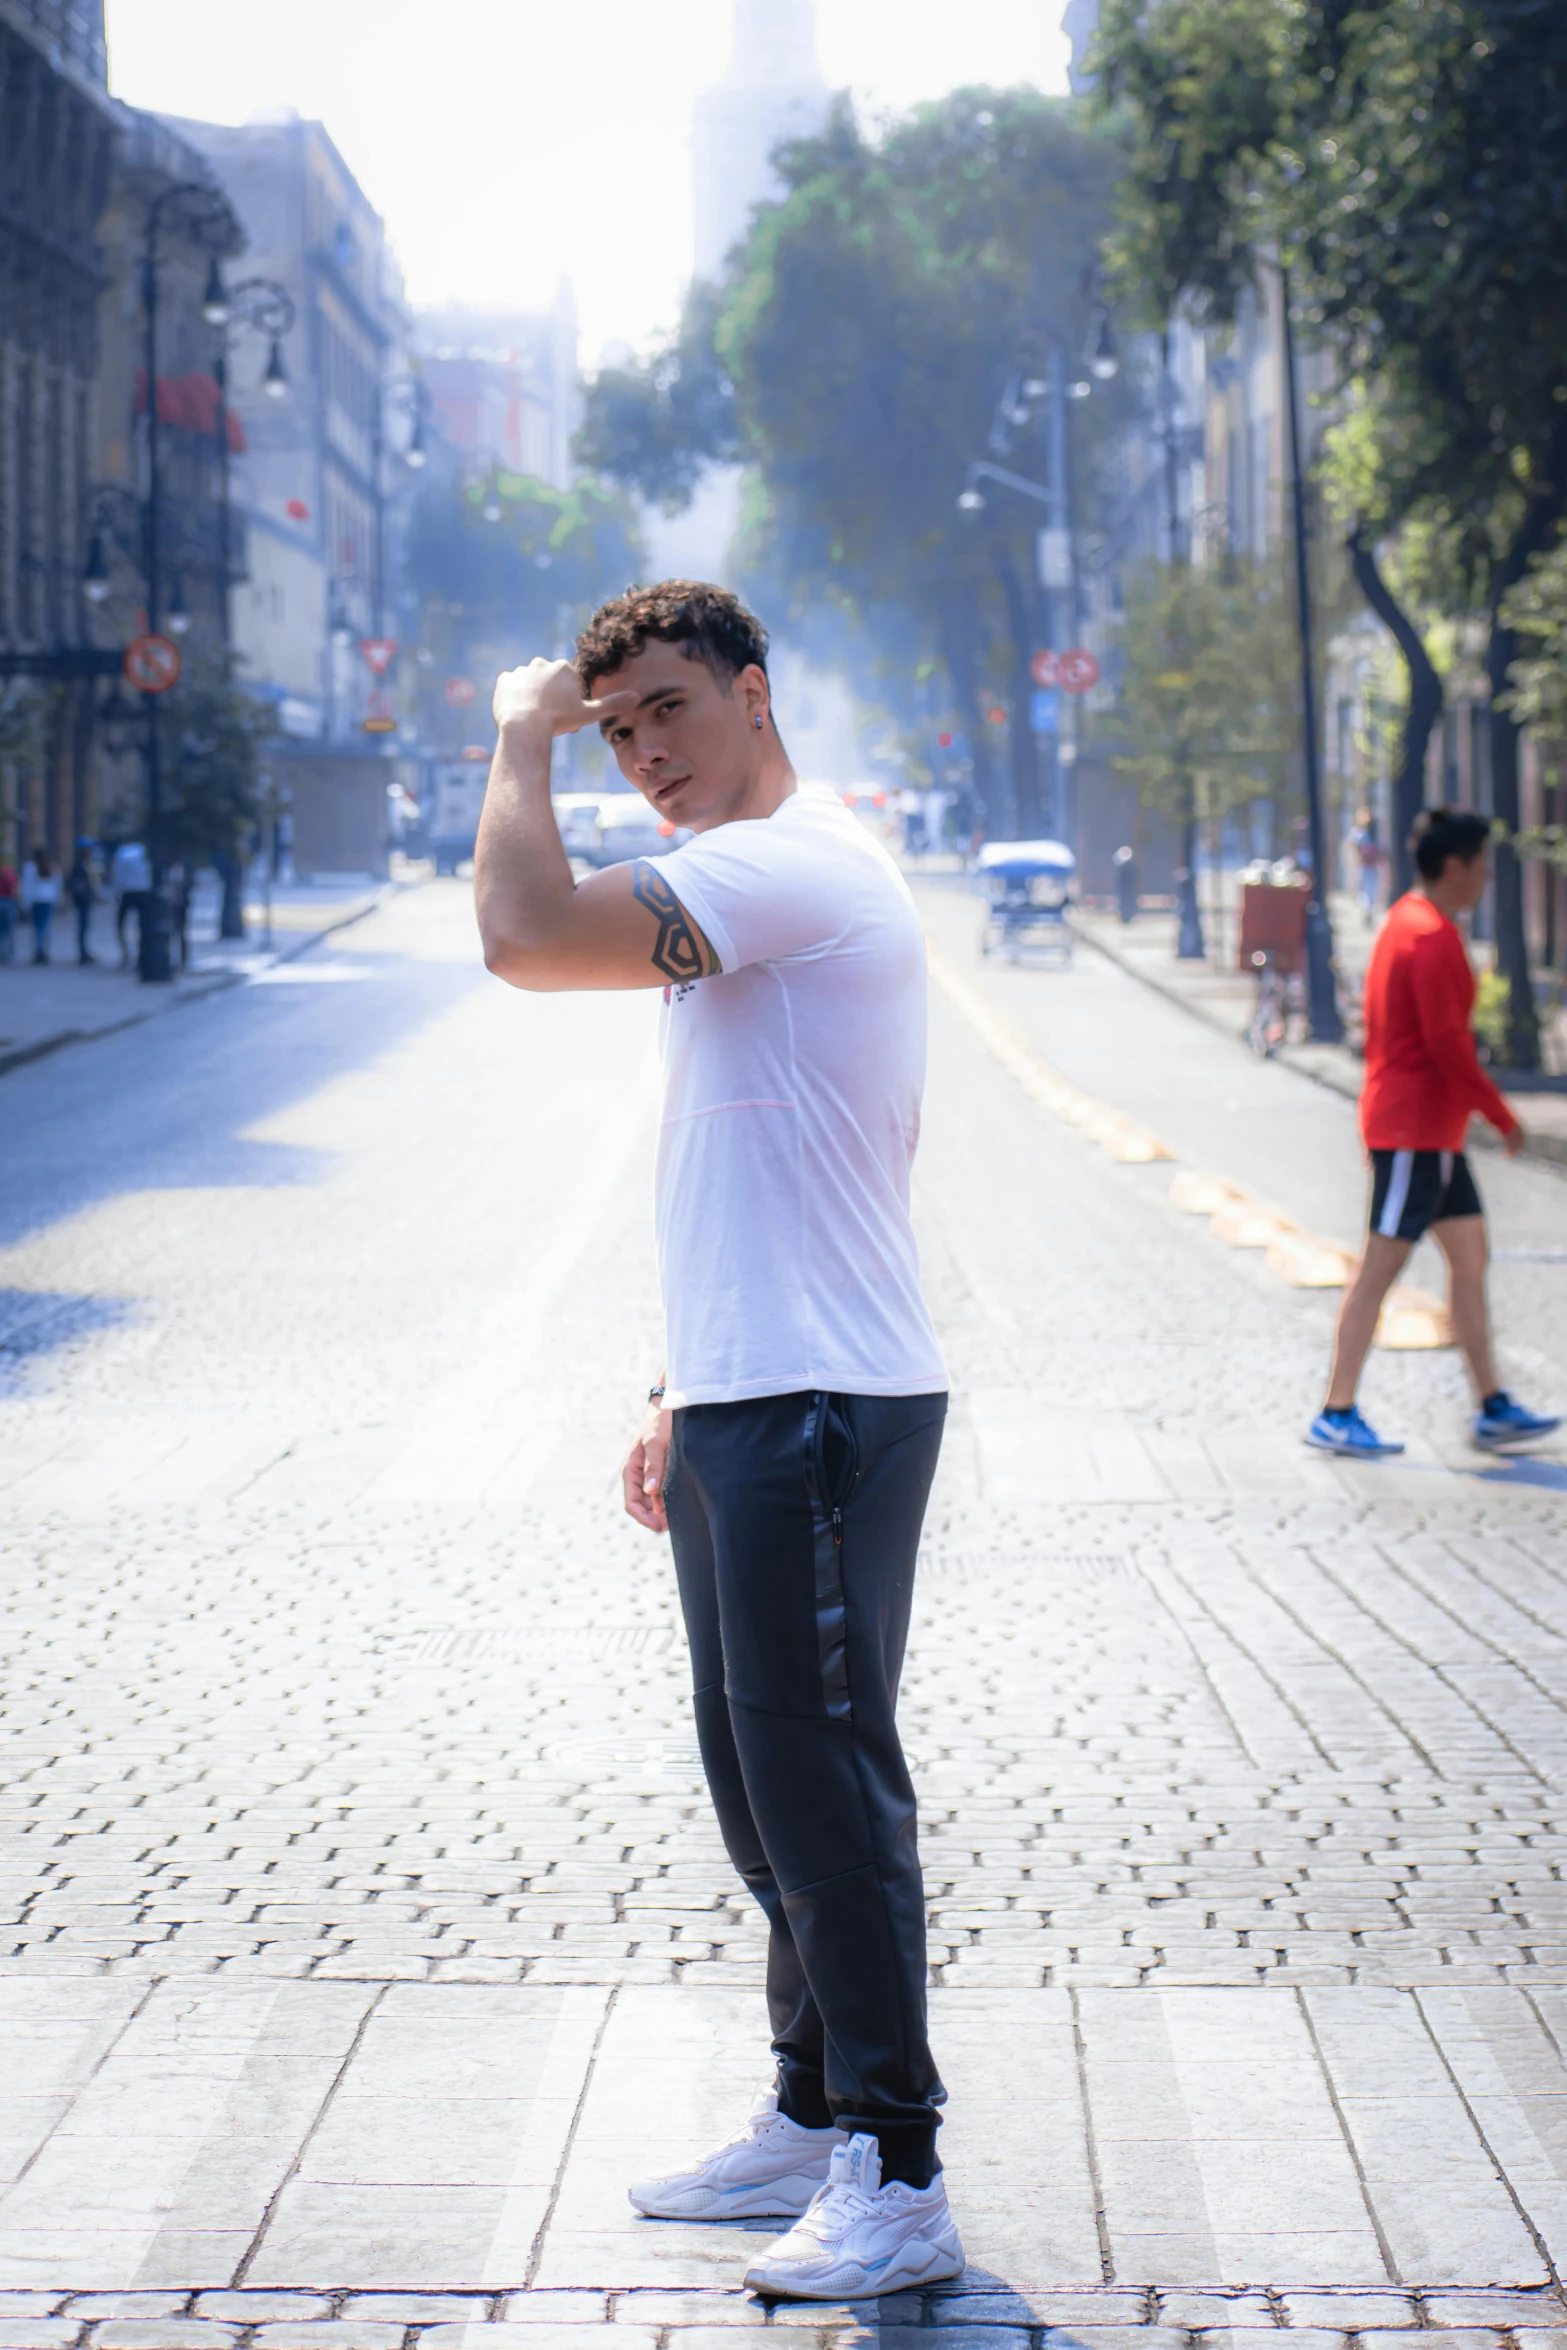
top-left (1058, 647), bottom-right (1101, 694)
top-left (123, 634), bottom-right (182, 694)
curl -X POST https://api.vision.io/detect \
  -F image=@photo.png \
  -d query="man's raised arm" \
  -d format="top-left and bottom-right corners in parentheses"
top-left (473, 659), bottom-right (719, 992)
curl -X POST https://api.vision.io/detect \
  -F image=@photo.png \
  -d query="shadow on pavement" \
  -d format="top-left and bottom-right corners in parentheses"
top-left (0, 943), bottom-right (485, 1254)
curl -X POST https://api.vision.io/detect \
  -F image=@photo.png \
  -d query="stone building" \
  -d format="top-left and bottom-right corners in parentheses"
top-left (415, 290), bottom-right (578, 495)
top-left (0, 0), bottom-right (116, 858)
top-left (159, 111), bottom-right (412, 750)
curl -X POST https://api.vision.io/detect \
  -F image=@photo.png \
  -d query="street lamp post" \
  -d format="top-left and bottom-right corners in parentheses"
top-left (374, 371), bottom-right (434, 638)
top-left (203, 272), bottom-right (296, 938)
top-left (138, 178), bottom-right (239, 982)
top-left (961, 311), bottom-right (1115, 849)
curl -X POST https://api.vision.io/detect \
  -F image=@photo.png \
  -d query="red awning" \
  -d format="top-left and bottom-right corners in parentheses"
top-left (133, 370), bottom-right (246, 452)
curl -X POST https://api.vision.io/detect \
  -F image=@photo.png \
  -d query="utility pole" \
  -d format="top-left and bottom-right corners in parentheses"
top-left (138, 206), bottom-right (174, 984)
top-left (1164, 327), bottom-right (1204, 960)
top-left (1042, 341), bottom-right (1069, 842)
top-left (1280, 268), bottom-right (1344, 1043)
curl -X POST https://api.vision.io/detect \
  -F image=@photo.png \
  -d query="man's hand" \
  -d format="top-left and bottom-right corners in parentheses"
top-left (622, 1402), bottom-right (672, 1534)
top-left (1504, 1122), bottom-right (1526, 1158)
top-left (493, 657), bottom-right (633, 740)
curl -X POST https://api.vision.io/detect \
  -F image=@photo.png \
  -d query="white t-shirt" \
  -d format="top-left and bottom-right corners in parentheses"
top-left (648, 788), bottom-right (947, 1408)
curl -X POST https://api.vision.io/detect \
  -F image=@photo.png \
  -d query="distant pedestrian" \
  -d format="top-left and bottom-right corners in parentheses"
top-left (67, 841), bottom-right (98, 964)
top-left (109, 838), bottom-right (152, 967)
top-left (0, 854), bottom-right (17, 964)
top-left (21, 848), bottom-right (61, 963)
top-left (1307, 806), bottom-right (1560, 1460)
top-left (1349, 805), bottom-right (1382, 924)
top-left (168, 861), bottom-right (193, 970)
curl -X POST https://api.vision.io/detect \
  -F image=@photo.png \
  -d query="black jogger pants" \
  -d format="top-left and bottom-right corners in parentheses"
top-left (663, 1388), bottom-right (948, 2187)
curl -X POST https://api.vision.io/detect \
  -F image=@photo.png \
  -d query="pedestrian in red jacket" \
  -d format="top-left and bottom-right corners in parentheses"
top-left (1309, 806), bottom-right (1560, 1459)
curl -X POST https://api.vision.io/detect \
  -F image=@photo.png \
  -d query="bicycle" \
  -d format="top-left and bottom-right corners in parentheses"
top-left (1246, 947), bottom-right (1302, 1056)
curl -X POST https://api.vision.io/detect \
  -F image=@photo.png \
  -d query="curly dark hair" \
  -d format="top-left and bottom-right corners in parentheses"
top-left (575, 579), bottom-right (769, 694)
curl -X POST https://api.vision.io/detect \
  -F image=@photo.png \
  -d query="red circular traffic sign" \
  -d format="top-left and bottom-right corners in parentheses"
top-left (123, 633), bottom-right (182, 694)
top-left (444, 676), bottom-right (476, 707)
top-left (1058, 647), bottom-right (1100, 694)
top-left (1030, 649), bottom-right (1059, 688)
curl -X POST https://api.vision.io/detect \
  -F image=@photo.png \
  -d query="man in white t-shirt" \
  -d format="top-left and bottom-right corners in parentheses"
top-left (475, 583), bottom-right (961, 2300)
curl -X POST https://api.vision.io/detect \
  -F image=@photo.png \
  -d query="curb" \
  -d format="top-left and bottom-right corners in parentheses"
top-left (0, 882), bottom-right (410, 1083)
top-left (1071, 916), bottom-right (1567, 1175)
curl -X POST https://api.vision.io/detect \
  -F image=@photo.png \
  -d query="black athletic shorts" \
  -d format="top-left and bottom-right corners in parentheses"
top-left (1368, 1147), bottom-right (1484, 1242)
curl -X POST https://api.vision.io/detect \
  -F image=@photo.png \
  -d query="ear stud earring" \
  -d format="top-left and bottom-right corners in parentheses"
top-left (754, 713), bottom-right (764, 729)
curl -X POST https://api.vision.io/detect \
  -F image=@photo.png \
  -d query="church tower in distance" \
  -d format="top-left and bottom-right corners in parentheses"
top-left (691, 0), bottom-right (829, 280)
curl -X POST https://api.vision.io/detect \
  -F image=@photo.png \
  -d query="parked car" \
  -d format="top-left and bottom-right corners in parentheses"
top-left (554, 794), bottom-right (608, 865)
top-left (426, 761), bottom-right (489, 875)
top-left (590, 795), bottom-right (687, 866)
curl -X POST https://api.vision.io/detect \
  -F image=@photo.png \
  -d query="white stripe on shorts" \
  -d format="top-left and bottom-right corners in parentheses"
top-left (1378, 1148), bottom-right (1416, 1238)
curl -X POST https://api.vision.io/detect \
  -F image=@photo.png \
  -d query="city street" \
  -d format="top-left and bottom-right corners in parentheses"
top-left (2, 878), bottom-right (1566, 2343)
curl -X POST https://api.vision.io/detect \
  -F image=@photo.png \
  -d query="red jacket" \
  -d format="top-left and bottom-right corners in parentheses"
top-left (1360, 892), bottom-right (1518, 1150)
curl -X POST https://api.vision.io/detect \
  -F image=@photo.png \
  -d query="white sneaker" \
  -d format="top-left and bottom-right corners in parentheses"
top-left (743, 2131), bottom-right (964, 2298)
top-left (628, 2084), bottom-right (840, 2219)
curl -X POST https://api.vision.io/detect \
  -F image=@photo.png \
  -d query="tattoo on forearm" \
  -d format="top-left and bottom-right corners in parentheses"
top-left (631, 861), bottom-right (721, 981)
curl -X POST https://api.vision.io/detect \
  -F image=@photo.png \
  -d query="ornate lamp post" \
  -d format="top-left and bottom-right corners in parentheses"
top-left (137, 178), bottom-right (240, 981)
top-left (200, 269), bottom-right (296, 937)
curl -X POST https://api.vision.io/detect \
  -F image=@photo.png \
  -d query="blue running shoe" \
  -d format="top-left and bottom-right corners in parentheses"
top-left (1306, 1405), bottom-right (1405, 1458)
top-left (1473, 1393), bottom-right (1562, 1452)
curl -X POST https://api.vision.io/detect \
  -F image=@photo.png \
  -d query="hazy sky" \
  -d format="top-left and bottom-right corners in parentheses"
top-left (104, 0), bottom-right (1068, 362)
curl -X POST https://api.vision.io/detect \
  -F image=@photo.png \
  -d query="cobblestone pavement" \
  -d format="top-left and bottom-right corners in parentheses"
top-left (1, 880), bottom-right (1566, 2334)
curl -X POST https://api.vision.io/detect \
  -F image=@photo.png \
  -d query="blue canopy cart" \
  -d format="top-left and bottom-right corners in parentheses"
top-left (976, 839), bottom-right (1076, 964)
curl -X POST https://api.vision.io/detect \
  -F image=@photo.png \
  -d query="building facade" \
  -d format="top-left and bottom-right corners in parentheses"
top-left (0, 0), bottom-right (116, 857)
top-left (415, 289), bottom-right (578, 492)
top-left (160, 111), bottom-right (412, 750)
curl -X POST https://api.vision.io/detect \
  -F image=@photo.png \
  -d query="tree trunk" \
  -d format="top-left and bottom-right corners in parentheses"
top-left (1347, 527), bottom-right (1442, 899)
top-left (939, 600), bottom-right (1003, 842)
top-left (1481, 417), bottom-right (1567, 1071)
top-left (1176, 779), bottom-right (1205, 959)
top-left (218, 849), bottom-right (246, 940)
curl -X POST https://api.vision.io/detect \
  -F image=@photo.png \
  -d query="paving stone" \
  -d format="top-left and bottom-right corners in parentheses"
top-left (931, 2300), bottom-right (1150, 2328)
top-left (0, 2328), bottom-right (83, 2349)
top-left (87, 2332), bottom-right (241, 2350)
top-left (1424, 2301), bottom-right (1567, 2328)
top-left (417, 2335), bottom-right (647, 2350)
top-left (251, 2333), bottom-right (407, 2350)
top-left (1358, 2336), bottom-right (1508, 2350)
top-left (1155, 2297), bottom-right (1277, 2329)
top-left (598, 2303), bottom-right (751, 2328)
top-left (1280, 2299), bottom-right (1418, 2330)
top-left (340, 2306), bottom-right (493, 2327)
top-left (190, 2308), bottom-right (331, 2328)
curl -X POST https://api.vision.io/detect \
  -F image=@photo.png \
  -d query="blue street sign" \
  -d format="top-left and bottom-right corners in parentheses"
top-left (1030, 687), bottom-right (1060, 736)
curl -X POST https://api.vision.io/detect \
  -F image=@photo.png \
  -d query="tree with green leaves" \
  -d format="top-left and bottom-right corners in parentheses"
top-left (579, 89), bottom-right (1136, 836)
top-left (405, 469), bottom-right (643, 754)
top-left (1107, 550), bottom-right (1306, 907)
top-left (1093, 0), bottom-right (1567, 1065)
top-left (144, 653), bottom-right (271, 876)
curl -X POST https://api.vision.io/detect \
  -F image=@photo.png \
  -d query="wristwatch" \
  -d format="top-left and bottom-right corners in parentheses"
top-left (647, 1383), bottom-right (666, 1405)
